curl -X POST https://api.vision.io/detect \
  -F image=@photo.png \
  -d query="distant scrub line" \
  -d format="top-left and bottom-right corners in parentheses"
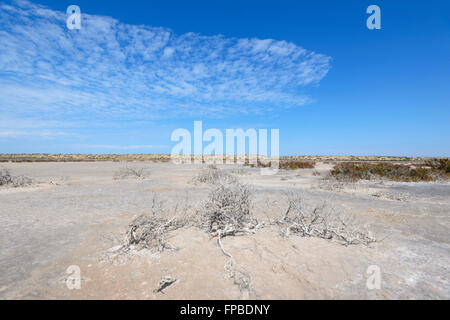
top-left (244, 160), bottom-right (315, 170)
top-left (330, 159), bottom-right (450, 182)
top-left (0, 154), bottom-right (426, 163)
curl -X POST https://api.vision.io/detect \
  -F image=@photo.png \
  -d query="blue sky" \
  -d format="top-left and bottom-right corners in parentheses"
top-left (0, 0), bottom-right (449, 156)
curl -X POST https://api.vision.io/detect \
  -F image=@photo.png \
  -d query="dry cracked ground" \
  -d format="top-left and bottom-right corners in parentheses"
top-left (0, 161), bottom-right (448, 299)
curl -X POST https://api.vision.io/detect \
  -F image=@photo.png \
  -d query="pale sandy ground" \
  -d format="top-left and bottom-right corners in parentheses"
top-left (0, 161), bottom-right (448, 299)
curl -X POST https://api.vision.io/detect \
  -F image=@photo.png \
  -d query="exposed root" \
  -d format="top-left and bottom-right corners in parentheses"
top-left (217, 229), bottom-right (233, 258)
top-left (218, 230), bottom-right (256, 299)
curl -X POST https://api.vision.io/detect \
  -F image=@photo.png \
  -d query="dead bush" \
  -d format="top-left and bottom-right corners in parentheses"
top-left (126, 214), bottom-right (172, 251)
top-left (203, 179), bottom-right (256, 237)
top-left (125, 196), bottom-right (191, 252)
top-left (125, 213), bottom-right (189, 252)
top-left (231, 167), bottom-right (250, 175)
top-left (114, 167), bottom-right (149, 179)
top-left (0, 168), bottom-right (33, 187)
top-left (0, 169), bottom-right (13, 186)
top-left (193, 167), bottom-right (237, 184)
top-left (277, 192), bottom-right (375, 246)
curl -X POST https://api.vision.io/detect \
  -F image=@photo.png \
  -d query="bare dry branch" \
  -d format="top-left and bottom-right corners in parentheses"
top-left (276, 191), bottom-right (376, 246)
top-left (114, 166), bottom-right (149, 180)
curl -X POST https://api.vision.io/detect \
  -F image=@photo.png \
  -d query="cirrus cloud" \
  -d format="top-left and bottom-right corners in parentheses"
top-left (0, 0), bottom-right (331, 123)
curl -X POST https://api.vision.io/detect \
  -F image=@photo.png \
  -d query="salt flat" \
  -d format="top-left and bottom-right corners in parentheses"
top-left (0, 161), bottom-right (448, 299)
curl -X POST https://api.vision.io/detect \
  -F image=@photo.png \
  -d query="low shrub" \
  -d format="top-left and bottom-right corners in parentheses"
top-left (193, 167), bottom-right (237, 184)
top-left (279, 160), bottom-right (315, 170)
top-left (424, 158), bottom-right (450, 173)
top-left (244, 160), bottom-right (315, 170)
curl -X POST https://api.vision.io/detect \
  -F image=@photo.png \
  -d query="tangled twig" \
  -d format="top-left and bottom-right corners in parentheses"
top-left (114, 167), bottom-right (149, 179)
top-left (276, 191), bottom-right (376, 246)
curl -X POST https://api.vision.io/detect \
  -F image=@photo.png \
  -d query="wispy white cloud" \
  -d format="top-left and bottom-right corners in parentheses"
top-left (73, 144), bottom-right (168, 150)
top-left (0, 130), bottom-right (25, 137)
top-left (0, 0), bottom-right (331, 124)
top-left (0, 129), bottom-right (70, 138)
